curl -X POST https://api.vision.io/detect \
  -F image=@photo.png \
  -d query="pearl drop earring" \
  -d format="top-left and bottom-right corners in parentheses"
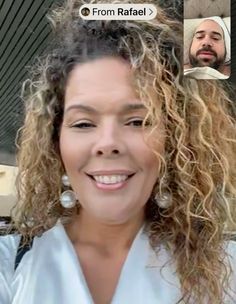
top-left (154, 192), bottom-right (172, 209)
top-left (60, 174), bottom-right (77, 208)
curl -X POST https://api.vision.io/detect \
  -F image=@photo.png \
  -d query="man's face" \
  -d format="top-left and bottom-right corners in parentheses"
top-left (189, 20), bottom-right (226, 70)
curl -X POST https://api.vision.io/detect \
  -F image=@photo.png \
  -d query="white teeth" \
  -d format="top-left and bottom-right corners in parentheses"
top-left (93, 175), bottom-right (128, 184)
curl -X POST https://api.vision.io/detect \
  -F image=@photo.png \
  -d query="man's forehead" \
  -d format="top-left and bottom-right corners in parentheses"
top-left (194, 20), bottom-right (224, 36)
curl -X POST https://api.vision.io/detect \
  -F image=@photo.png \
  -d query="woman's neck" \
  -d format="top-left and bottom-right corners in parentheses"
top-left (64, 209), bottom-right (145, 255)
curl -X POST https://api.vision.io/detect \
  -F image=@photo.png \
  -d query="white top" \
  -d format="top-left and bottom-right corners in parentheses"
top-left (184, 67), bottom-right (229, 79)
top-left (0, 222), bottom-right (236, 304)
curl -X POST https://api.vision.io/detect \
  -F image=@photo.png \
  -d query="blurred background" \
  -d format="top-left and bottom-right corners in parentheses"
top-left (0, 0), bottom-right (62, 219)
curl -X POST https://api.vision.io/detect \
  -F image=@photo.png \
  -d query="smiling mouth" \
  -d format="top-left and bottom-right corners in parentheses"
top-left (87, 173), bottom-right (135, 185)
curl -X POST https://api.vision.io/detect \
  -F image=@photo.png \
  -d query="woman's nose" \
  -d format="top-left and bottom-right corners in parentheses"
top-left (92, 124), bottom-right (125, 158)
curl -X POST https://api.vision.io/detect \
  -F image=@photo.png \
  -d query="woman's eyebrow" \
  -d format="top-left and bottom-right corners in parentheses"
top-left (64, 103), bottom-right (146, 115)
top-left (65, 104), bottom-right (98, 114)
top-left (120, 103), bottom-right (146, 113)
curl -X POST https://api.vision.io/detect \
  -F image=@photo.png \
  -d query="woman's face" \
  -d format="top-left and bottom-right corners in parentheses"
top-left (59, 57), bottom-right (165, 224)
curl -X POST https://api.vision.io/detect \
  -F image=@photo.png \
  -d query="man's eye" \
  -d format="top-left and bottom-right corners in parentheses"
top-left (72, 122), bottom-right (95, 128)
top-left (212, 37), bottom-right (220, 41)
top-left (196, 36), bottom-right (203, 40)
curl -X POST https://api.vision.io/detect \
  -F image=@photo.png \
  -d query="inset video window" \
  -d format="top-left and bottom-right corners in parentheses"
top-left (184, 0), bottom-right (231, 79)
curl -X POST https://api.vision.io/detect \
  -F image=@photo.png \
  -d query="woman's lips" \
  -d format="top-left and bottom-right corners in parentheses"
top-left (87, 174), bottom-right (135, 191)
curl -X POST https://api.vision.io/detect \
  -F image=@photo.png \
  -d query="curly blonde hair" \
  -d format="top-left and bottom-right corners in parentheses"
top-left (11, 0), bottom-right (236, 303)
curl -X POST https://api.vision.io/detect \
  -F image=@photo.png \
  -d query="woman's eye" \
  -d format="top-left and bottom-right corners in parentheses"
top-left (72, 122), bottom-right (95, 129)
top-left (126, 119), bottom-right (144, 127)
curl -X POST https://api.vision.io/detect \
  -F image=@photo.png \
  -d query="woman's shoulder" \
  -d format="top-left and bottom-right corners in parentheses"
top-left (225, 239), bottom-right (236, 266)
top-left (227, 238), bottom-right (236, 249)
top-left (0, 233), bottom-right (20, 262)
top-left (225, 239), bottom-right (236, 260)
top-left (0, 234), bottom-right (21, 303)
top-left (0, 222), bottom-right (63, 265)
top-left (224, 239), bottom-right (236, 296)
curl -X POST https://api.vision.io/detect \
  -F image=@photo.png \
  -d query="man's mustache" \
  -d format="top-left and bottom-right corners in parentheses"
top-left (196, 47), bottom-right (217, 57)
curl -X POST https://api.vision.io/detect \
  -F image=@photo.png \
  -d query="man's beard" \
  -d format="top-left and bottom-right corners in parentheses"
top-left (189, 47), bottom-right (226, 70)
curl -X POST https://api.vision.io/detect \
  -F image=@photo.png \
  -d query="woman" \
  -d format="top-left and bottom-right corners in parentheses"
top-left (0, 0), bottom-right (236, 303)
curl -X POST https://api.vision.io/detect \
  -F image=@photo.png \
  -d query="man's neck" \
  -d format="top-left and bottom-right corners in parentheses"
top-left (218, 64), bottom-right (230, 76)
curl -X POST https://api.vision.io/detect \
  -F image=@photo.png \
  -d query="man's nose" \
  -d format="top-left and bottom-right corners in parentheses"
top-left (92, 123), bottom-right (125, 158)
top-left (201, 36), bottom-right (213, 47)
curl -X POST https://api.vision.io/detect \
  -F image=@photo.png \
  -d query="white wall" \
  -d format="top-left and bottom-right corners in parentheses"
top-left (0, 165), bottom-right (18, 216)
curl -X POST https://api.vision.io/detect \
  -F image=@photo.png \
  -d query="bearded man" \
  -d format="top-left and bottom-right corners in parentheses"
top-left (184, 19), bottom-right (230, 78)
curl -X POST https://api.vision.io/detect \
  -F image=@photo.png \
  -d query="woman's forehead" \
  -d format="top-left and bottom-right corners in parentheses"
top-left (64, 57), bottom-right (159, 109)
top-left (66, 57), bottom-right (132, 86)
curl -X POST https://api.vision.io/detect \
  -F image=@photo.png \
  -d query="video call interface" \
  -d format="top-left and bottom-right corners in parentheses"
top-left (0, 1), bottom-right (235, 304)
top-left (80, 0), bottom-right (234, 82)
